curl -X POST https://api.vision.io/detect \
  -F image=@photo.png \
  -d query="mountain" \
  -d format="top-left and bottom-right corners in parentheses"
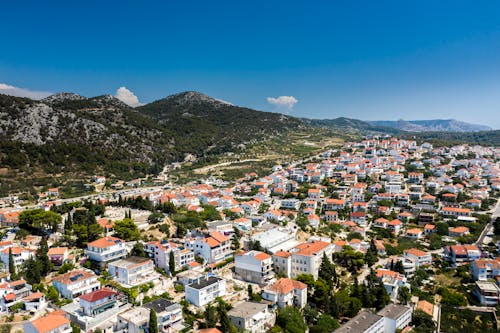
top-left (137, 91), bottom-right (303, 156)
top-left (0, 91), bottom-right (304, 193)
top-left (368, 119), bottom-right (492, 132)
top-left (303, 117), bottom-right (400, 134)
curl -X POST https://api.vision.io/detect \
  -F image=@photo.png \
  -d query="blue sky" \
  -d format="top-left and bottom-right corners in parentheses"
top-left (1, 1), bottom-right (500, 128)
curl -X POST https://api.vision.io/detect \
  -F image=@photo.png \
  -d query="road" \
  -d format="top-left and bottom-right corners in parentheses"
top-left (475, 198), bottom-right (500, 246)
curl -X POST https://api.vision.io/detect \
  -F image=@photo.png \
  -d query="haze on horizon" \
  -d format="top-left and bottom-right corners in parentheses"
top-left (1, 1), bottom-right (499, 129)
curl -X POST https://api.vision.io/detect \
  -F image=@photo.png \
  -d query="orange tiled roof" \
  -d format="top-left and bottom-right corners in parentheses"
top-left (404, 248), bottom-right (428, 257)
top-left (268, 278), bottom-right (307, 294)
top-left (30, 311), bottom-right (70, 333)
top-left (293, 241), bottom-right (330, 256)
top-left (87, 236), bottom-right (123, 248)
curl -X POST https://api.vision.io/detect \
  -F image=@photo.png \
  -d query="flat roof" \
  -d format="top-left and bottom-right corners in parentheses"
top-left (336, 310), bottom-right (383, 333)
top-left (228, 302), bottom-right (267, 319)
top-left (143, 298), bottom-right (180, 313)
top-left (108, 256), bottom-right (151, 268)
top-left (187, 276), bottom-right (223, 290)
top-left (476, 281), bottom-right (500, 292)
top-left (376, 304), bottom-right (411, 320)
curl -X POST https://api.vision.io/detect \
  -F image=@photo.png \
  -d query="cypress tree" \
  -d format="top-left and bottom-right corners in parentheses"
top-left (149, 309), bottom-right (158, 333)
top-left (8, 248), bottom-right (16, 280)
top-left (169, 250), bottom-right (176, 274)
top-left (37, 237), bottom-right (53, 277)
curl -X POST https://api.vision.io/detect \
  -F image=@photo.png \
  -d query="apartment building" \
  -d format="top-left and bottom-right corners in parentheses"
top-left (85, 236), bottom-right (127, 265)
top-left (235, 250), bottom-right (273, 285)
top-left (289, 240), bottom-right (333, 279)
top-left (24, 310), bottom-right (72, 333)
top-left (108, 257), bottom-right (156, 287)
top-left (262, 278), bottom-right (307, 308)
top-left (52, 269), bottom-right (100, 300)
top-left (185, 276), bottom-right (226, 307)
top-left (188, 231), bottom-right (232, 264)
top-left (228, 301), bottom-right (275, 333)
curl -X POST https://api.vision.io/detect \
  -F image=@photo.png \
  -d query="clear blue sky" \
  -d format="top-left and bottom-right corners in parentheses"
top-left (1, 1), bottom-right (499, 128)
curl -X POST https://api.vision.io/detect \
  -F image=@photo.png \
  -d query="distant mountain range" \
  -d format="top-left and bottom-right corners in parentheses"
top-left (368, 119), bottom-right (492, 132)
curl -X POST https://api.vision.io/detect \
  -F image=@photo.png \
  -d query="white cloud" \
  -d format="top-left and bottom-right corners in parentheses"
top-left (266, 95), bottom-right (298, 110)
top-left (115, 86), bottom-right (142, 107)
top-left (0, 83), bottom-right (52, 100)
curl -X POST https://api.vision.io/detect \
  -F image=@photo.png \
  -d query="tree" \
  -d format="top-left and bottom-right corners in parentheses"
top-left (169, 250), bottom-right (176, 274)
top-left (365, 240), bottom-right (378, 267)
top-left (114, 218), bottom-right (140, 241)
top-left (204, 304), bottom-right (218, 328)
top-left (130, 242), bottom-right (147, 257)
top-left (217, 299), bottom-right (237, 333)
top-left (149, 308), bottom-right (158, 333)
top-left (46, 285), bottom-right (59, 303)
top-left (310, 314), bottom-right (340, 333)
top-left (412, 309), bottom-right (436, 333)
top-left (398, 286), bottom-right (411, 305)
top-left (23, 258), bottom-right (42, 284)
top-left (276, 306), bottom-right (307, 333)
top-left (319, 252), bottom-right (338, 287)
top-left (19, 209), bottom-right (62, 234)
top-left (438, 287), bottom-right (467, 306)
top-left (247, 284), bottom-right (254, 299)
top-left (64, 214), bottom-right (73, 234)
top-left (8, 248), bottom-right (16, 280)
top-left (36, 237), bottom-right (53, 277)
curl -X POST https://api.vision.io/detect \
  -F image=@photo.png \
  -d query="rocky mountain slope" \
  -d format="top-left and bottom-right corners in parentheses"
top-left (0, 92), bottom-right (304, 188)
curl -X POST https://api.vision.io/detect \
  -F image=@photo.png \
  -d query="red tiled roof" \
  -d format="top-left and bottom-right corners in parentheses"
top-left (79, 288), bottom-right (117, 303)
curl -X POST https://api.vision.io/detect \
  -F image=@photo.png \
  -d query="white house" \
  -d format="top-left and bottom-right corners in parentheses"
top-left (189, 231), bottom-right (232, 264)
top-left (377, 304), bottom-right (412, 333)
top-left (234, 251), bottom-right (273, 285)
top-left (228, 302), bottom-right (275, 333)
top-left (108, 257), bottom-right (156, 287)
top-left (262, 278), bottom-right (307, 308)
top-left (470, 259), bottom-right (500, 281)
top-left (52, 269), bottom-right (100, 300)
top-left (85, 236), bottom-right (127, 264)
top-left (289, 240), bottom-right (333, 279)
top-left (24, 310), bottom-right (72, 333)
top-left (185, 276), bottom-right (226, 307)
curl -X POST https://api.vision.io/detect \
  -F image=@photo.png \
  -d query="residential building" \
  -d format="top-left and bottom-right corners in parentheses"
top-left (185, 276), bottom-right (226, 307)
top-left (441, 206), bottom-right (472, 217)
top-left (47, 247), bottom-right (71, 266)
top-left (470, 259), bottom-right (500, 281)
top-left (262, 278), bottom-right (307, 308)
top-left (85, 236), bottom-right (127, 265)
top-left (145, 241), bottom-right (195, 272)
top-left (444, 245), bottom-right (481, 264)
top-left (228, 301), bottom-right (275, 333)
top-left (24, 310), bottom-right (72, 333)
top-left (63, 288), bottom-right (131, 332)
top-left (271, 251), bottom-right (292, 277)
top-left (52, 269), bottom-right (100, 300)
top-left (0, 246), bottom-right (34, 268)
top-left (473, 281), bottom-right (500, 306)
top-left (234, 251), bottom-right (273, 285)
top-left (403, 248), bottom-right (432, 272)
top-left (108, 256), bottom-right (156, 287)
top-left (289, 240), bottom-right (333, 279)
top-left (143, 298), bottom-right (184, 333)
top-left (376, 269), bottom-right (409, 301)
top-left (336, 310), bottom-right (385, 333)
top-left (377, 304), bottom-right (412, 333)
top-left (189, 231), bottom-right (232, 264)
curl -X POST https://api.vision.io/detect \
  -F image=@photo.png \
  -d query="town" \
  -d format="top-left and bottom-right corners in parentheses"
top-left (0, 136), bottom-right (498, 333)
